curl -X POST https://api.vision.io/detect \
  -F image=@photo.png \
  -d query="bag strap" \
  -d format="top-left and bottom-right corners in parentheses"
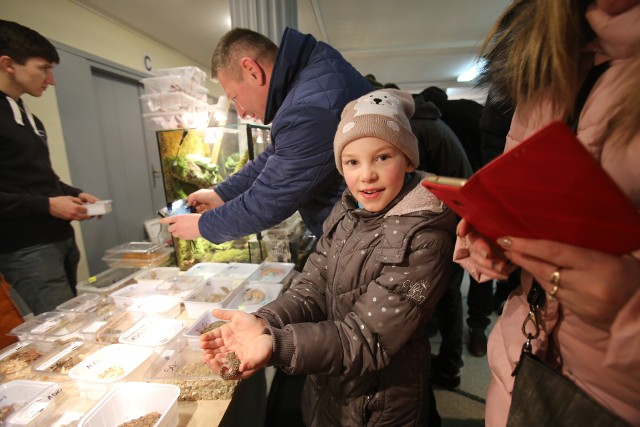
top-left (514, 60), bottom-right (611, 376)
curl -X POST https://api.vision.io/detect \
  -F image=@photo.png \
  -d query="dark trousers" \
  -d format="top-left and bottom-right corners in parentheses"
top-left (432, 262), bottom-right (464, 374)
top-left (466, 277), bottom-right (493, 330)
top-left (0, 237), bottom-right (79, 315)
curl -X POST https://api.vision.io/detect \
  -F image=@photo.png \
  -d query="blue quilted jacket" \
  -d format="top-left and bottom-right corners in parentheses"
top-left (199, 28), bottom-right (372, 243)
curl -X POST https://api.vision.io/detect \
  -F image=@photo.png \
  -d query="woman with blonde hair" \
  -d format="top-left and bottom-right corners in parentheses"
top-left (456, 0), bottom-right (640, 425)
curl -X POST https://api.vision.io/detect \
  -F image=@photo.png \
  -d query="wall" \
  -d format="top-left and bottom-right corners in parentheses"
top-left (3, 0), bottom-right (221, 280)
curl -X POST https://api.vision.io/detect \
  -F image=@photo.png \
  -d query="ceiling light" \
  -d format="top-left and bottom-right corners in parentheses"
top-left (457, 59), bottom-right (486, 82)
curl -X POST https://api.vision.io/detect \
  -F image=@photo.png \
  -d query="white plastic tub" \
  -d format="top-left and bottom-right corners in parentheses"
top-left (118, 316), bottom-right (185, 352)
top-left (0, 380), bottom-right (61, 427)
top-left (183, 262), bottom-right (228, 278)
top-left (154, 66), bottom-right (207, 86)
top-left (109, 282), bottom-right (158, 309)
top-left (126, 295), bottom-right (182, 318)
top-left (69, 344), bottom-right (153, 387)
top-left (216, 262), bottom-right (261, 280)
top-left (155, 275), bottom-right (205, 301)
top-left (225, 282), bottom-right (283, 312)
top-left (183, 310), bottom-right (228, 351)
top-left (133, 267), bottom-right (180, 286)
top-left (84, 200), bottom-right (112, 216)
top-left (77, 382), bottom-right (180, 427)
top-left (182, 278), bottom-right (238, 319)
top-left (247, 261), bottom-right (296, 284)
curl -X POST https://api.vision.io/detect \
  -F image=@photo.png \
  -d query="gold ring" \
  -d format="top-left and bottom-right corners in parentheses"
top-left (549, 269), bottom-right (561, 287)
top-left (548, 285), bottom-right (559, 300)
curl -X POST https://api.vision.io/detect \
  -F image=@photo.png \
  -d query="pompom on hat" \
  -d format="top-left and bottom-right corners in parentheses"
top-left (334, 88), bottom-right (419, 175)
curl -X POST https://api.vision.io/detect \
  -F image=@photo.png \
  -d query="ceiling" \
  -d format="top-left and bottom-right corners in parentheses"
top-left (73, 0), bottom-right (511, 101)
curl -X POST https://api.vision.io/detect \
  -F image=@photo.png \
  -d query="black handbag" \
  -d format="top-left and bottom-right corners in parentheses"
top-left (507, 351), bottom-right (630, 426)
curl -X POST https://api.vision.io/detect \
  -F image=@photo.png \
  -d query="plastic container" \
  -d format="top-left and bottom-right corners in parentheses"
top-left (225, 282), bottom-right (283, 312)
top-left (182, 278), bottom-right (238, 319)
top-left (118, 316), bottom-right (185, 352)
top-left (0, 341), bottom-right (59, 381)
top-left (77, 382), bottom-right (180, 427)
top-left (140, 91), bottom-right (208, 114)
top-left (247, 261), bottom-right (296, 284)
top-left (0, 380), bottom-right (61, 427)
top-left (125, 295), bottom-right (182, 318)
top-left (216, 262), bottom-right (261, 280)
top-left (9, 311), bottom-right (72, 341)
top-left (38, 313), bottom-right (95, 344)
top-left (68, 344), bottom-right (154, 388)
top-left (140, 75), bottom-right (209, 97)
top-left (154, 66), bottom-right (207, 86)
top-left (80, 305), bottom-right (125, 341)
top-left (31, 341), bottom-right (107, 379)
top-left (183, 310), bottom-right (228, 351)
top-left (55, 293), bottom-right (103, 313)
top-left (84, 200), bottom-right (112, 216)
top-left (142, 110), bottom-right (211, 131)
top-left (95, 311), bottom-right (145, 344)
top-left (183, 262), bottom-right (228, 279)
top-left (109, 282), bottom-right (158, 309)
top-left (76, 268), bottom-right (139, 295)
top-left (144, 337), bottom-right (235, 401)
top-left (133, 267), bottom-right (180, 286)
top-left (155, 275), bottom-right (205, 300)
top-left (44, 382), bottom-right (107, 427)
top-left (102, 242), bottom-right (173, 269)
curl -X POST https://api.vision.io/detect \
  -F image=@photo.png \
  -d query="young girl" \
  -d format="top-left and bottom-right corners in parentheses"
top-left (201, 89), bottom-right (456, 426)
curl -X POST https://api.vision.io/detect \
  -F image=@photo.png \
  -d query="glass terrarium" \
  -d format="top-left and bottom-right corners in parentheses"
top-left (156, 124), bottom-right (270, 269)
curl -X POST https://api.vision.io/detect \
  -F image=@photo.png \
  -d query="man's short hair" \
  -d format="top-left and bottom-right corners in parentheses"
top-left (0, 20), bottom-right (59, 65)
top-left (210, 28), bottom-right (278, 81)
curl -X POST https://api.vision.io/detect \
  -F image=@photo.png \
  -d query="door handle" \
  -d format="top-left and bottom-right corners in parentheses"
top-left (151, 165), bottom-right (162, 189)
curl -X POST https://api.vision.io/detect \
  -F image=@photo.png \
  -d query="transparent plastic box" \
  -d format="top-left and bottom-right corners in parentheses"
top-left (182, 278), bottom-right (239, 319)
top-left (0, 341), bottom-right (59, 381)
top-left (76, 268), bottom-right (139, 295)
top-left (0, 380), bottom-right (61, 427)
top-left (55, 293), bottom-right (102, 313)
top-left (80, 305), bottom-right (125, 341)
top-left (140, 91), bottom-right (208, 114)
top-left (38, 313), bottom-right (95, 344)
top-left (68, 344), bottom-right (154, 387)
top-left (109, 282), bottom-right (158, 309)
top-left (45, 381), bottom-right (107, 427)
top-left (102, 242), bottom-right (173, 269)
top-left (84, 200), bottom-right (112, 216)
top-left (77, 382), bottom-right (180, 427)
top-left (140, 75), bottom-right (209, 97)
top-left (118, 316), bottom-right (185, 352)
top-left (143, 337), bottom-right (236, 401)
top-left (133, 267), bottom-right (180, 286)
top-left (247, 261), bottom-right (296, 284)
top-left (216, 262), bottom-right (261, 280)
top-left (10, 311), bottom-right (72, 341)
top-left (225, 282), bottom-right (283, 312)
top-left (142, 110), bottom-right (211, 131)
top-left (183, 310), bottom-right (228, 351)
top-left (155, 275), bottom-right (205, 300)
top-left (183, 262), bottom-right (228, 279)
top-left (31, 341), bottom-right (107, 379)
top-left (95, 311), bottom-right (145, 344)
top-left (125, 295), bottom-right (182, 318)
top-left (154, 66), bottom-right (207, 86)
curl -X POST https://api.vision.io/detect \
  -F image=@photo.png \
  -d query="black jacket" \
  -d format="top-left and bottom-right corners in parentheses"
top-left (0, 92), bottom-right (82, 253)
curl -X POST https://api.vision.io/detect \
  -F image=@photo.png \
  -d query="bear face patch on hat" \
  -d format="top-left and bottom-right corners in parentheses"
top-left (334, 88), bottom-right (419, 175)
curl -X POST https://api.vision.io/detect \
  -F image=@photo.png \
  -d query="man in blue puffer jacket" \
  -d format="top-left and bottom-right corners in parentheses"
top-left (162, 27), bottom-right (373, 243)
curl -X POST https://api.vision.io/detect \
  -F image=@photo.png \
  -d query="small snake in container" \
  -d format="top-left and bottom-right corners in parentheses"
top-left (219, 351), bottom-right (240, 380)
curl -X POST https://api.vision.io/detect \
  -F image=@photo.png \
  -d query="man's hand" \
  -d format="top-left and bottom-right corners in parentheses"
top-left (49, 195), bottom-right (91, 220)
top-left (160, 214), bottom-right (202, 240)
top-left (187, 189), bottom-right (225, 213)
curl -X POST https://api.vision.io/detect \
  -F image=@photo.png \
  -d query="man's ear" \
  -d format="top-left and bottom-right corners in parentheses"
top-left (240, 57), bottom-right (266, 87)
top-left (0, 56), bottom-right (16, 73)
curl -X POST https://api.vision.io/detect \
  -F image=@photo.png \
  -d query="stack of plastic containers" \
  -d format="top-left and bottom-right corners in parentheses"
top-left (140, 66), bottom-right (211, 130)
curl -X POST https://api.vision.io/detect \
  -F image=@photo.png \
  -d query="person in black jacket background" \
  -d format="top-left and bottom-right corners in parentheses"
top-left (0, 20), bottom-right (101, 315)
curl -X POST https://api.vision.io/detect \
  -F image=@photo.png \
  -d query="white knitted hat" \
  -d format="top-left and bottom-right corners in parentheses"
top-left (334, 88), bottom-right (419, 175)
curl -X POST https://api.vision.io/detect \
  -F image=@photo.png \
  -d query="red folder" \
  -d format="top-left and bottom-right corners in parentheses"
top-left (422, 121), bottom-right (640, 255)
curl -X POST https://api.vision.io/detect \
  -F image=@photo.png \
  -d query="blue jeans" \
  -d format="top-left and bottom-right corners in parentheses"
top-left (0, 237), bottom-right (79, 315)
